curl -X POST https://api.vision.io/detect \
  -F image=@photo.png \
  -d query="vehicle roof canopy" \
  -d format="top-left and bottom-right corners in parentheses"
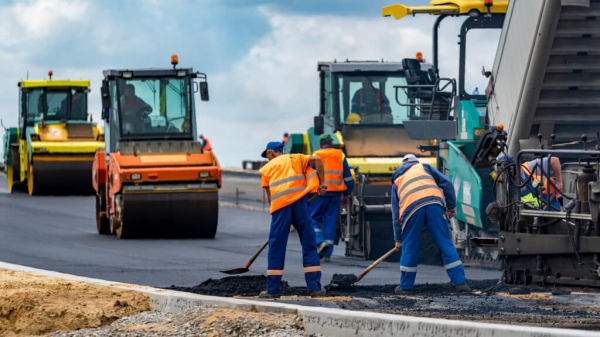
top-left (102, 68), bottom-right (195, 78)
top-left (318, 61), bottom-right (432, 73)
top-left (318, 61), bottom-right (407, 73)
top-left (19, 79), bottom-right (90, 88)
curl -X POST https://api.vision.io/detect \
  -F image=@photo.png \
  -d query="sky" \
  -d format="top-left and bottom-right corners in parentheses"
top-left (0, 0), bottom-right (501, 167)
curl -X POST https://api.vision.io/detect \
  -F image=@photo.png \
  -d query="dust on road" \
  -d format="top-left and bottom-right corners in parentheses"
top-left (0, 268), bottom-right (150, 336)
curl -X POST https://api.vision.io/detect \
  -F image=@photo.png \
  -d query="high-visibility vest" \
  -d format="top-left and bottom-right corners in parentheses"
top-left (202, 137), bottom-right (212, 152)
top-left (394, 163), bottom-right (444, 225)
top-left (521, 164), bottom-right (558, 199)
top-left (260, 154), bottom-right (310, 214)
top-left (306, 148), bottom-right (347, 193)
top-left (283, 136), bottom-right (288, 145)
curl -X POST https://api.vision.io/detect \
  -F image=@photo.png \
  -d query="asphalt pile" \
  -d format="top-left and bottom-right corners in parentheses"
top-left (168, 275), bottom-right (500, 297)
top-left (168, 276), bottom-right (600, 330)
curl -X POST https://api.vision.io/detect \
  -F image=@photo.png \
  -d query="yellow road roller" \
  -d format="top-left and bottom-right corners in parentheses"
top-left (2, 71), bottom-right (104, 195)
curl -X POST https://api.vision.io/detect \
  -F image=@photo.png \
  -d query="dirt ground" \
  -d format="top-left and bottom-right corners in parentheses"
top-left (0, 269), bottom-right (150, 337)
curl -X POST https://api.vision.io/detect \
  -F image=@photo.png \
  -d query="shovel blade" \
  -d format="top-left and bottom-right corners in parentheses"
top-left (330, 273), bottom-right (358, 286)
top-left (219, 268), bottom-right (250, 275)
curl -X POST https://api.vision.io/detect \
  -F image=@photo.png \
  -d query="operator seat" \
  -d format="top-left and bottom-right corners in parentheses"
top-left (402, 58), bottom-right (452, 120)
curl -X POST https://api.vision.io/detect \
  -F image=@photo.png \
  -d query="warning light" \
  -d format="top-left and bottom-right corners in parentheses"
top-left (48, 70), bottom-right (53, 80)
top-left (484, 0), bottom-right (493, 6)
top-left (171, 54), bottom-right (179, 66)
top-left (416, 51), bottom-right (424, 62)
top-left (497, 124), bottom-right (504, 132)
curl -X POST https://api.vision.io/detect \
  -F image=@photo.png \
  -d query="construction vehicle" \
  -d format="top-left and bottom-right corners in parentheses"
top-left (93, 56), bottom-right (221, 239)
top-left (2, 72), bottom-right (104, 195)
top-left (382, 0), bottom-right (508, 268)
top-left (386, 0), bottom-right (600, 287)
top-left (284, 60), bottom-right (440, 260)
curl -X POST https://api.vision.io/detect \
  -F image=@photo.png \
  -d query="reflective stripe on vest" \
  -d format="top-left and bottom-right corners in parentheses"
top-left (260, 154), bottom-right (310, 214)
top-left (306, 148), bottom-right (347, 193)
top-left (394, 163), bottom-right (444, 226)
top-left (521, 164), bottom-right (558, 198)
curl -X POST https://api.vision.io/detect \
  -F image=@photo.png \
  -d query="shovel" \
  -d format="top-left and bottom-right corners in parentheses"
top-left (220, 193), bottom-right (320, 275)
top-left (330, 246), bottom-right (398, 286)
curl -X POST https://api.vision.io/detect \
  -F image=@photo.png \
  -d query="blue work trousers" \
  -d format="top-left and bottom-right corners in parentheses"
top-left (399, 204), bottom-right (466, 289)
top-left (309, 193), bottom-right (341, 258)
top-left (267, 196), bottom-right (322, 294)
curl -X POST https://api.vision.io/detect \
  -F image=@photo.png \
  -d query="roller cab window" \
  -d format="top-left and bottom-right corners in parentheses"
top-left (116, 77), bottom-right (192, 139)
top-left (335, 73), bottom-right (410, 126)
top-left (23, 87), bottom-right (88, 125)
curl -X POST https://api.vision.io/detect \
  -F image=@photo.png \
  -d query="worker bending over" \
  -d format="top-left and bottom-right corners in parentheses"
top-left (199, 134), bottom-right (212, 152)
top-left (307, 134), bottom-right (354, 262)
top-left (259, 141), bottom-right (328, 298)
top-left (391, 154), bottom-right (469, 294)
top-left (522, 157), bottom-right (563, 211)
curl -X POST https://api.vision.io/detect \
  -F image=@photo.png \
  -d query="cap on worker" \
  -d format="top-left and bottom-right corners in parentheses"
top-left (402, 154), bottom-right (419, 164)
top-left (261, 141), bottom-right (284, 158)
top-left (319, 134), bottom-right (335, 145)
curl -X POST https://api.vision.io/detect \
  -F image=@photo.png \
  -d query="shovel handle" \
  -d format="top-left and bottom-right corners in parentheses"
top-left (245, 238), bottom-right (269, 269)
top-left (357, 247), bottom-right (398, 281)
top-left (308, 194), bottom-right (319, 204)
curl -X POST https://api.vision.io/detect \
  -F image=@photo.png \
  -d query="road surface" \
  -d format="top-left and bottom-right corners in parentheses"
top-left (0, 174), bottom-right (499, 288)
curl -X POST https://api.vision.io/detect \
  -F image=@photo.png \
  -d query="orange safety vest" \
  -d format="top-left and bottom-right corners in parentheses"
top-left (260, 154), bottom-right (310, 214)
top-left (394, 163), bottom-right (444, 225)
top-left (521, 164), bottom-right (558, 198)
top-left (283, 136), bottom-right (288, 145)
top-left (202, 137), bottom-right (212, 152)
top-left (306, 148), bottom-right (347, 193)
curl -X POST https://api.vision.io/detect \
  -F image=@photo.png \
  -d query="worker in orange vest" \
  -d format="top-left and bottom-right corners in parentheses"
top-left (306, 134), bottom-right (354, 262)
top-left (259, 141), bottom-right (328, 298)
top-left (199, 134), bottom-right (212, 152)
top-left (392, 154), bottom-right (468, 294)
top-left (282, 132), bottom-right (289, 145)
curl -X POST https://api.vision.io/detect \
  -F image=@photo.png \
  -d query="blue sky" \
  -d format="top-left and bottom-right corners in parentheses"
top-left (0, 0), bottom-right (499, 166)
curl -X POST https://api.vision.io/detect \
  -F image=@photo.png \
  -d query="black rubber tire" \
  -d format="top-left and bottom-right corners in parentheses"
top-left (96, 188), bottom-right (111, 235)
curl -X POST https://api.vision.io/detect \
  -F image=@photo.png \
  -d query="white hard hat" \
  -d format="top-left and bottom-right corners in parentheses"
top-left (402, 154), bottom-right (419, 164)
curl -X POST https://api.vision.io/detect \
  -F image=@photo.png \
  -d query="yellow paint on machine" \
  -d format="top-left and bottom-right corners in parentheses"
top-left (346, 156), bottom-right (437, 174)
top-left (19, 79), bottom-right (90, 88)
top-left (382, 0), bottom-right (508, 20)
top-left (31, 141), bottom-right (104, 154)
top-left (140, 155), bottom-right (188, 163)
top-left (33, 156), bottom-right (94, 162)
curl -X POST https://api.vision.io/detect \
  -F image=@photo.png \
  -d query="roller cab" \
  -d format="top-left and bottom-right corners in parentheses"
top-left (2, 74), bottom-right (104, 195)
top-left (94, 58), bottom-right (221, 239)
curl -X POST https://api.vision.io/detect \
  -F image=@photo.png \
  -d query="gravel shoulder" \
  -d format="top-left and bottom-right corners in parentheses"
top-left (51, 307), bottom-right (320, 337)
top-left (0, 268), bottom-right (150, 336)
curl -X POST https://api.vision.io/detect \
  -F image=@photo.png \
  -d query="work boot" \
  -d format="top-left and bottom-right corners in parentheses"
top-left (317, 242), bottom-right (329, 259)
top-left (395, 286), bottom-right (413, 295)
top-left (320, 257), bottom-right (331, 263)
top-left (310, 288), bottom-right (327, 298)
top-left (258, 291), bottom-right (280, 299)
top-left (455, 283), bottom-right (471, 293)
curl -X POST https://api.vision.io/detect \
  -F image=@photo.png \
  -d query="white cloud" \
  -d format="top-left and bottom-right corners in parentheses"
top-left (0, 2), bottom-right (501, 168)
top-left (202, 7), bottom-right (500, 166)
top-left (203, 6), bottom-right (436, 166)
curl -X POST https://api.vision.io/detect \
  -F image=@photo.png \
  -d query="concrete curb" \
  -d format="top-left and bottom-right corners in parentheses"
top-left (0, 261), bottom-right (598, 337)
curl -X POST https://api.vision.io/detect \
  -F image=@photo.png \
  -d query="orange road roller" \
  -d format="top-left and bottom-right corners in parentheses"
top-left (93, 56), bottom-right (221, 238)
